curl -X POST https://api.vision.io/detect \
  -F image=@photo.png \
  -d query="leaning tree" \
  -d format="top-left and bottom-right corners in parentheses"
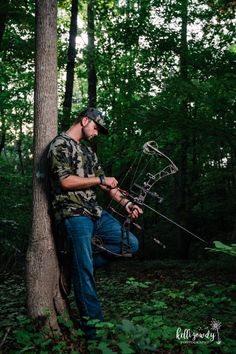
top-left (26, 0), bottom-right (68, 331)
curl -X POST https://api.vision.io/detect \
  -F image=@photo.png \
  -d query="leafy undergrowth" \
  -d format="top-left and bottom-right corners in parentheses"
top-left (0, 258), bottom-right (235, 353)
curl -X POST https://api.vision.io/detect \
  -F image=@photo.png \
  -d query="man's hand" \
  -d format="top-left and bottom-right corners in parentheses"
top-left (101, 177), bottom-right (118, 189)
top-left (125, 202), bottom-right (143, 219)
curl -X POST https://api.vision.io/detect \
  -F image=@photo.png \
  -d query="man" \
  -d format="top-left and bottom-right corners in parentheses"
top-left (48, 107), bottom-right (142, 338)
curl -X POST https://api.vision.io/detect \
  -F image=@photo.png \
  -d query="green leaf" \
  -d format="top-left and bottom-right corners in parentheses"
top-left (206, 241), bottom-right (236, 257)
top-left (117, 342), bottom-right (135, 354)
top-left (98, 341), bottom-right (115, 354)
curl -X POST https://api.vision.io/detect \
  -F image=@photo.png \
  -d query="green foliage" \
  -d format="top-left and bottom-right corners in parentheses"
top-left (93, 260), bottom-right (236, 353)
top-left (1, 259), bottom-right (236, 352)
top-left (228, 44), bottom-right (236, 54)
top-left (207, 241), bottom-right (236, 257)
top-left (1, 306), bottom-right (84, 353)
top-left (0, 158), bottom-right (32, 271)
top-left (125, 277), bottom-right (151, 289)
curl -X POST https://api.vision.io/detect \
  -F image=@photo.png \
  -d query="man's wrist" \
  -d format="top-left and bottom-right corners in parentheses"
top-left (99, 175), bottom-right (106, 185)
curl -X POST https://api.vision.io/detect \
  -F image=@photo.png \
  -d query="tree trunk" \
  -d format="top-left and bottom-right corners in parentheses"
top-left (61, 0), bottom-right (78, 131)
top-left (87, 0), bottom-right (97, 107)
top-left (176, 0), bottom-right (191, 259)
top-left (176, 139), bottom-right (191, 258)
top-left (179, 0), bottom-right (188, 81)
top-left (26, 0), bottom-right (67, 331)
top-left (0, 114), bottom-right (6, 155)
top-left (0, 0), bottom-right (9, 50)
top-left (16, 118), bottom-right (24, 175)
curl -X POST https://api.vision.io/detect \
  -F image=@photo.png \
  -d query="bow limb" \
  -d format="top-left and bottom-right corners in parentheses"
top-left (141, 163), bottom-right (178, 192)
top-left (143, 141), bottom-right (178, 174)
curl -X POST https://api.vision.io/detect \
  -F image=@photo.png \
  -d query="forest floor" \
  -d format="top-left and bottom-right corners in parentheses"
top-left (0, 257), bottom-right (235, 353)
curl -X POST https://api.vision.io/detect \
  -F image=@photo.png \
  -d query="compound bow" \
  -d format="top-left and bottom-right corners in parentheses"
top-left (92, 140), bottom-right (207, 257)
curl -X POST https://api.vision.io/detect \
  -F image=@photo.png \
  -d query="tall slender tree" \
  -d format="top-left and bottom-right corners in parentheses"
top-left (26, 0), bottom-right (67, 330)
top-left (0, 1), bottom-right (9, 154)
top-left (176, 0), bottom-right (192, 258)
top-left (0, 0), bottom-right (9, 50)
top-left (62, 0), bottom-right (78, 131)
top-left (87, 0), bottom-right (97, 107)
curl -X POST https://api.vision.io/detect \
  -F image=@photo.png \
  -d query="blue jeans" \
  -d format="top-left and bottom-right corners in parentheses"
top-left (63, 210), bottom-right (139, 338)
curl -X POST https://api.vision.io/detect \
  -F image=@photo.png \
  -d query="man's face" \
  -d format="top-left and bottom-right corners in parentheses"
top-left (81, 117), bottom-right (100, 140)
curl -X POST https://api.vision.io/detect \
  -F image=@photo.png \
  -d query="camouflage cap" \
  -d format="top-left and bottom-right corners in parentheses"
top-left (80, 107), bottom-right (108, 135)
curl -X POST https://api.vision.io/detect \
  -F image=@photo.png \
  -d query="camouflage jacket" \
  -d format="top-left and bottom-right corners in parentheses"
top-left (48, 132), bottom-right (104, 221)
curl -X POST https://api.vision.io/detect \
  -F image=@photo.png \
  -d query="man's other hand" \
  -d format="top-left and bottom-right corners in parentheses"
top-left (126, 202), bottom-right (143, 219)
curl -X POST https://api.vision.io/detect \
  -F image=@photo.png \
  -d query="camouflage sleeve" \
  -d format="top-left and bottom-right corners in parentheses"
top-left (48, 137), bottom-right (73, 181)
top-left (90, 148), bottom-right (105, 177)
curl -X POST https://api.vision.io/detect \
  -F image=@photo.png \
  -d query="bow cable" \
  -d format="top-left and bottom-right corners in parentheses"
top-left (140, 201), bottom-right (208, 244)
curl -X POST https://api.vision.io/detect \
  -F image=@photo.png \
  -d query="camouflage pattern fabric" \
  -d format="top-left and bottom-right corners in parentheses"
top-left (48, 132), bottom-right (104, 221)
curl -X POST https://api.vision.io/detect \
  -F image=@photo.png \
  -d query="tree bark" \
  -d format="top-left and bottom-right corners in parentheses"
top-left (0, 114), bottom-right (6, 155)
top-left (87, 0), bottom-right (97, 107)
top-left (179, 0), bottom-right (188, 81)
top-left (26, 0), bottom-right (67, 331)
top-left (0, 0), bottom-right (9, 50)
top-left (61, 0), bottom-right (78, 131)
top-left (176, 0), bottom-right (191, 259)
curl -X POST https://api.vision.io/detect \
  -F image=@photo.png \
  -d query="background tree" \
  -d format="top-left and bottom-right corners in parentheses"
top-left (0, 0), bottom-right (9, 50)
top-left (87, 0), bottom-right (97, 107)
top-left (175, 0), bottom-right (191, 258)
top-left (0, 0), bottom-right (34, 160)
top-left (61, 0), bottom-right (78, 131)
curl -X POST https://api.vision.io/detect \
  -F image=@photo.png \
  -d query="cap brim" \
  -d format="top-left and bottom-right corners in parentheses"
top-left (94, 121), bottom-right (109, 135)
